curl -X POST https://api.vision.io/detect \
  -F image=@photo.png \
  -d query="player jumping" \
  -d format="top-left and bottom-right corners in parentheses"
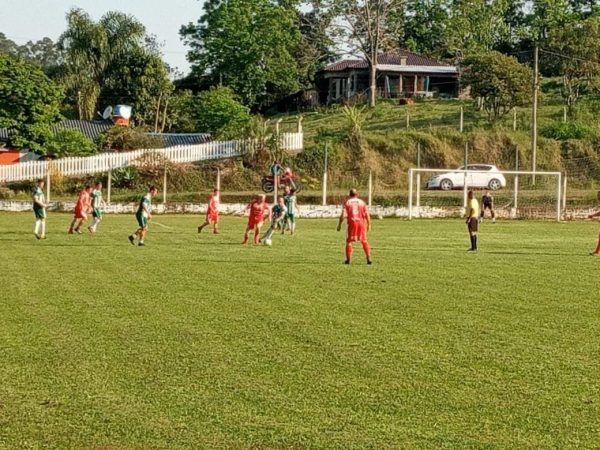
top-left (32, 179), bottom-right (48, 240)
top-left (262, 196), bottom-right (287, 243)
top-left (129, 186), bottom-right (158, 247)
top-left (88, 182), bottom-right (107, 234)
top-left (68, 185), bottom-right (93, 234)
top-left (337, 188), bottom-right (372, 265)
top-left (466, 190), bottom-right (480, 252)
top-left (243, 194), bottom-right (271, 245)
top-left (282, 186), bottom-right (299, 235)
top-left (588, 191), bottom-right (600, 256)
top-left (480, 191), bottom-right (495, 223)
top-left (198, 188), bottom-right (220, 234)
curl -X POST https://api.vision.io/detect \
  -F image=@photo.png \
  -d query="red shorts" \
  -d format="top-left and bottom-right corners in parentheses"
top-left (347, 221), bottom-right (366, 243)
top-left (248, 217), bottom-right (264, 229)
top-left (74, 208), bottom-right (87, 219)
top-left (207, 212), bottom-right (219, 223)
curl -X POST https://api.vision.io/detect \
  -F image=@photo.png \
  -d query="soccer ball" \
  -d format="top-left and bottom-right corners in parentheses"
top-left (263, 239), bottom-right (272, 246)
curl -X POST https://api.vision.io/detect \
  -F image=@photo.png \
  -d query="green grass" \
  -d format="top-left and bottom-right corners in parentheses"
top-left (1, 213), bottom-right (599, 448)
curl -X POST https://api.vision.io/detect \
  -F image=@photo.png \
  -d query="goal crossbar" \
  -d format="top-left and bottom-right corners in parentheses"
top-left (407, 168), bottom-right (563, 222)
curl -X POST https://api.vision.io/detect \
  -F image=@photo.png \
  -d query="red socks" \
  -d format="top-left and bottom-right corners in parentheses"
top-left (362, 241), bottom-right (371, 258)
top-left (345, 243), bottom-right (353, 261)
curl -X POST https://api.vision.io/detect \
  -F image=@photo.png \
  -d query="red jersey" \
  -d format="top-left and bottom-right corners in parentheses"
top-left (76, 191), bottom-right (91, 211)
top-left (207, 194), bottom-right (220, 214)
top-left (248, 201), bottom-right (270, 225)
top-left (344, 197), bottom-right (368, 222)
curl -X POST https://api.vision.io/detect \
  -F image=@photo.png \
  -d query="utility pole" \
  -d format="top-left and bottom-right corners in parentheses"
top-left (531, 46), bottom-right (539, 185)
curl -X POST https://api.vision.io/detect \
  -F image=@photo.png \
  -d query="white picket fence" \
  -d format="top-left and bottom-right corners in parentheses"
top-left (0, 132), bottom-right (303, 183)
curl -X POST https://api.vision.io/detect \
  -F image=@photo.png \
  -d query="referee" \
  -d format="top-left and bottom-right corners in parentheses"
top-left (480, 190), bottom-right (496, 223)
top-left (466, 190), bottom-right (480, 252)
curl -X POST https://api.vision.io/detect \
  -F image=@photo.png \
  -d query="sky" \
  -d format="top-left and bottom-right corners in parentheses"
top-left (1, 0), bottom-right (203, 74)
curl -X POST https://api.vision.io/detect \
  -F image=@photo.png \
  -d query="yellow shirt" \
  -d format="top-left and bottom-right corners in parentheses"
top-left (466, 198), bottom-right (480, 218)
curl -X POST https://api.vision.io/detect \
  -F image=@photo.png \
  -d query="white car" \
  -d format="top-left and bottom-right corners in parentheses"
top-left (426, 164), bottom-right (506, 191)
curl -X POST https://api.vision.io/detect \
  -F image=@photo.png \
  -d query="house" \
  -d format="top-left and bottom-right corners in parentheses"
top-left (316, 50), bottom-right (459, 104)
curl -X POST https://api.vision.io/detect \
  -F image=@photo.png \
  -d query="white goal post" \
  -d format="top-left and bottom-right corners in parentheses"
top-left (407, 168), bottom-right (564, 222)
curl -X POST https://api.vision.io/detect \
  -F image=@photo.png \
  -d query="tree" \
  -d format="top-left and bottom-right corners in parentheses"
top-left (296, 2), bottom-right (338, 88)
top-left (462, 51), bottom-right (532, 122)
top-left (0, 33), bottom-right (63, 74)
top-left (0, 55), bottom-right (63, 151)
top-left (333, 0), bottom-right (404, 107)
top-left (100, 48), bottom-right (174, 131)
top-left (401, 0), bottom-right (450, 56)
top-left (547, 15), bottom-right (600, 113)
top-left (44, 129), bottom-right (96, 157)
top-left (190, 86), bottom-right (251, 138)
top-left (58, 8), bottom-right (146, 119)
top-left (181, 0), bottom-right (301, 110)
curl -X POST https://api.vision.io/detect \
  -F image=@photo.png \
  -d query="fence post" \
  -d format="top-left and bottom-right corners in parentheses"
top-left (459, 106), bottom-right (464, 133)
top-left (408, 169), bottom-right (414, 220)
top-left (556, 173), bottom-right (562, 222)
top-left (322, 144), bottom-right (328, 206)
top-left (163, 167), bottom-right (167, 205)
top-left (406, 110), bottom-right (410, 129)
top-left (513, 147), bottom-right (519, 216)
top-left (107, 168), bottom-right (112, 204)
top-left (563, 106), bottom-right (568, 123)
top-left (297, 115), bottom-right (303, 133)
top-left (216, 167), bottom-right (221, 191)
top-left (45, 166), bottom-right (51, 204)
top-left (562, 174), bottom-right (567, 211)
top-left (416, 142), bottom-right (421, 209)
top-left (513, 108), bottom-right (517, 131)
top-left (368, 171), bottom-right (373, 207)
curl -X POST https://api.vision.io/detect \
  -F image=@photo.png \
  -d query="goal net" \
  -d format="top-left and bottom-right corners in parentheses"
top-left (407, 167), bottom-right (564, 221)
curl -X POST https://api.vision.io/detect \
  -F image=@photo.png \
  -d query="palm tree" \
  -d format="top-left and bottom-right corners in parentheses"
top-left (58, 8), bottom-right (146, 119)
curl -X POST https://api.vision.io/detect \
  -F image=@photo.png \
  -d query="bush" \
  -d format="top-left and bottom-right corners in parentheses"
top-left (44, 129), bottom-right (97, 157)
top-left (98, 126), bottom-right (164, 151)
top-left (541, 122), bottom-right (592, 140)
top-left (191, 86), bottom-right (251, 138)
top-left (0, 186), bottom-right (15, 199)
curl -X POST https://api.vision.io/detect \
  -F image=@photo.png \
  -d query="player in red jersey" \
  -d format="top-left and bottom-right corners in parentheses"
top-left (243, 194), bottom-right (271, 245)
top-left (68, 185), bottom-right (93, 234)
top-left (337, 188), bottom-right (372, 265)
top-left (198, 188), bottom-right (220, 234)
top-left (589, 191), bottom-right (600, 256)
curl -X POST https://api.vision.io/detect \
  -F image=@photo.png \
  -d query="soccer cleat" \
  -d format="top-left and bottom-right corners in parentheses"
top-left (344, 260), bottom-right (350, 265)
top-left (367, 259), bottom-right (372, 265)
top-left (197, 226), bottom-right (202, 233)
top-left (68, 229), bottom-right (74, 234)
top-left (75, 229), bottom-right (82, 234)
top-left (35, 233), bottom-right (41, 240)
top-left (138, 242), bottom-right (145, 247)
top-left (213, 230), bottom-right (219, 235)
top-left (467, 248), bottom-right (477, 252)
top-left (128, 235), bottom-right (135, 245)
top-left (590, 252), bottom-right (600, 257)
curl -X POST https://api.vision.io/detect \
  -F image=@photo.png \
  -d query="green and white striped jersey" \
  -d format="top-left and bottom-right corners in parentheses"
top-left (91, 189), bottom-right (103, 209)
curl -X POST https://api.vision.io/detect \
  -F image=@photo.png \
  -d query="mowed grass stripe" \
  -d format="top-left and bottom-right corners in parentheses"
top-left (1, 213), bottom-right (599, 448)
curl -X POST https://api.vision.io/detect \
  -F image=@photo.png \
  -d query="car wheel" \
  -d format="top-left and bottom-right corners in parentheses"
top-left (440, 179), bottom-right (453, 191)
top-left (488, 178), bottom-right (501, 191)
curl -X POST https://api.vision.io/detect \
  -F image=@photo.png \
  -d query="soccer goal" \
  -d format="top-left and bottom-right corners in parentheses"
top-left (407, 167), bottom-right (564, 221)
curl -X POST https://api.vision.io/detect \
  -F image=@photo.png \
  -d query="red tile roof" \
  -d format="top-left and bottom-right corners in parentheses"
top-left (323, 50), bottom-right (453, 72)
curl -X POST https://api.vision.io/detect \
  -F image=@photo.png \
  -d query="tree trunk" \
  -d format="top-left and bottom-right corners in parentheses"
top-left (368, 63), bottom-right (377, 107)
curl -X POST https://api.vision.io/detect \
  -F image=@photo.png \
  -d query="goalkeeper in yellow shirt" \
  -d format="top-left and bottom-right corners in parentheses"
top-left (466, 190), bottom-right (480, 252)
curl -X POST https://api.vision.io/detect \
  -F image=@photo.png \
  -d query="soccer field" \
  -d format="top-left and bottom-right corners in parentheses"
top-left (1, 213), bottom-right (599, 448)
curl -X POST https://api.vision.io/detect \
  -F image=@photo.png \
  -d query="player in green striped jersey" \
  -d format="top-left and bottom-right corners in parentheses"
top-left (282, 187), bottom-right (299, 235)
top-left (32, 179), bottom-right (47, 240)
top-left (88, 181), bottom-right (107, 234)
top-left (128, 186), bottom-right (158, 246)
